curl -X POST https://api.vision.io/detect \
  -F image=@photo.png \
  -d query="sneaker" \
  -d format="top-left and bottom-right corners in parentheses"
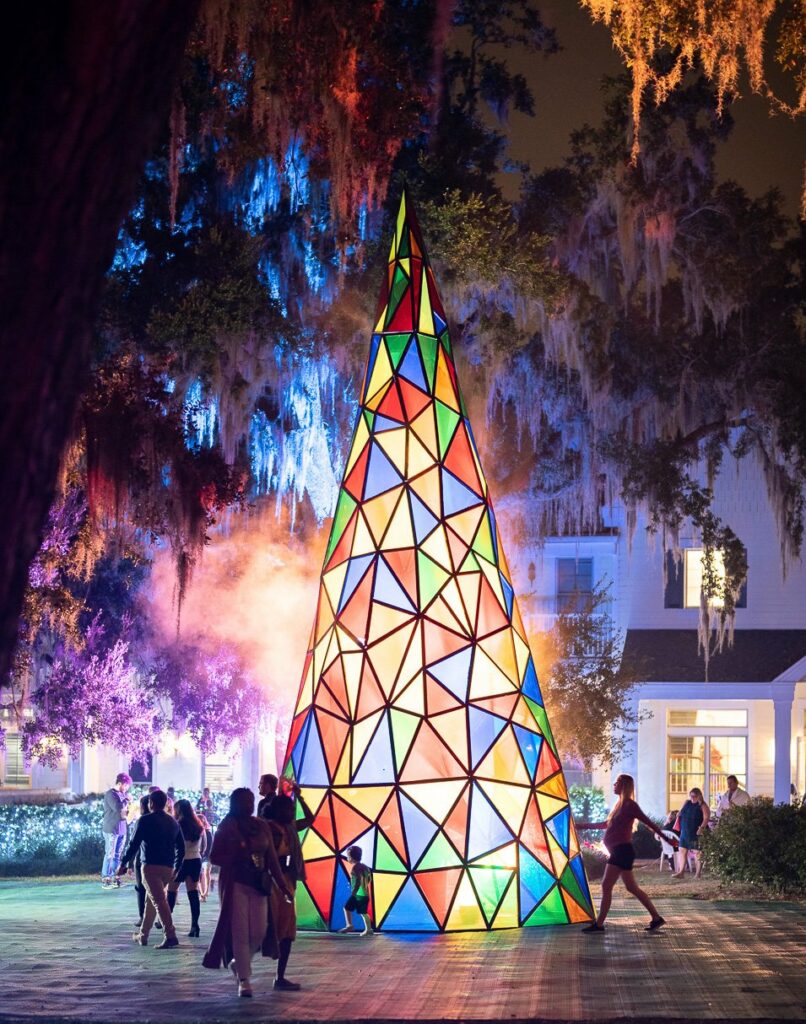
top-left (581, 923), bottom-right (605, 933)
top-left (155, 935), bottom-right (179, 949)
top-left (273, 978), bottom-right (301, 991)
top-left (238, 981), bottom-right (253, 999)
top-left (101, 879), bottom-right (113, 889)
top-left (645, 917), bottom-right (666, 931)
top-left (132, 932), bottom-right (147, 946)
top-left (228, 960), bottom-right (238, 984)
top-left (113, 878), bottom-right (122, 888)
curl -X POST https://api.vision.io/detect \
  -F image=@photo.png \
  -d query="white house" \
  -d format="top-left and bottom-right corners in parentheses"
top-left (513, 454), bottom-right (806, 817)
top-left (3, 453), bottom-right (804, 817)
top-left (0, 713), bottom-right (278, 801)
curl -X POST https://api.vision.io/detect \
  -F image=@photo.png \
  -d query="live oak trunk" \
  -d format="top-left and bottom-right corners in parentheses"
top-left (0, 1), bottom-right (199, 684)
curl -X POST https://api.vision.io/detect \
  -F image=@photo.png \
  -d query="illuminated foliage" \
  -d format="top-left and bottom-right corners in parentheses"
top-left (578, 1), bottom-right (806, 183)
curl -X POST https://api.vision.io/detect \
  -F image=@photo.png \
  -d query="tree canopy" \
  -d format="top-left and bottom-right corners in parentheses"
top-left (2, 0), bottom-right (803, 766)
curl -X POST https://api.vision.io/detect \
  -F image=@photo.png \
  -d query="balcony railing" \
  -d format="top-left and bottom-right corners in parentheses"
top-left (519, 593), bottom-right (614, 658)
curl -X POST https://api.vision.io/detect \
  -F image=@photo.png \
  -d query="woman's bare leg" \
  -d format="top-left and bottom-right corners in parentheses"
top-left (596, 864), bottom-right (622, 925)
top-left (673, 847), bottom-right (688, 877)
top-left (622, 870), bottom-right (661, 920)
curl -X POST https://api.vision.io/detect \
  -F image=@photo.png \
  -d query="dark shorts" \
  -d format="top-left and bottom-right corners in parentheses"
top-left (176, 857), bottom-right (202, 883)
top-left (345, 894), bottom-right (369, 914)
top-left (607, 843), bottom-right (636, 871)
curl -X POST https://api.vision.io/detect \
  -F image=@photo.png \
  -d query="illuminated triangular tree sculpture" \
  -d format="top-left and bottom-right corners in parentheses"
top-left (283, 191), bottom-right (594, 931)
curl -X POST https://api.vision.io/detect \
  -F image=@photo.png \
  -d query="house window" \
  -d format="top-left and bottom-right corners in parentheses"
top-left (556, 557), bottom-right (593, 613)
top-left (2, 733), bottom-right (31, 788)
top-left (129, 753), bottom-right (153, 784)
top-left (684, 549), bottom-right (725, 608)
top-left (203, 750), bottom-right (234, 792)
top-left (708, 735), bottom-right (747, 799)
top-left (664, 549), bottom-right (747, 609)
top-left (668, 736), bottom-right (706, 807)
top-left (667, 729), bottom-right (747, 810)
top-left (668, 709), bottom-right (748, 728)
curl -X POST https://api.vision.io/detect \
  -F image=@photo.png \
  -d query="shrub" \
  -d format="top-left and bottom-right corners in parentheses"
top-left (633, 821), bottom-right (663, 858)
top-left (569, 785), bottom-right (608, 824)
top-left (0, 787), bottom-right (229, 876)
top-left (701, 799), bottom-right (806, 893)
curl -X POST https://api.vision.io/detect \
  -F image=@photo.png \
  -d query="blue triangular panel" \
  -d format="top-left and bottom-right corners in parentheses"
top-left (410, 492), bottom-right (439, 543)
top-left (329, 859), bottom-right (353, 929)
top-left (428, 646), bottom-right (473, 701)
top-left (398, 338), bottom-right (428, 392)
top-left (353, 713), bottom-right (395, 785)
top-left (442, 469), bottom-right (483, 516)
top-left (570, 854), bottom-right (590, 902)
top-left (365, 334), bottom-right (382, 392)
top-left (374, 558), bottom-right (416, 611)
top-left (513, 724), bottom-right (542, 781)
top-left (546, 807), bottom-right (570, 854)
top-left (346, 826), bottom-right (377, 867)
top-left (399, 791), bottom-right (438, 867)
top-left (500, 574), bottom-right (514, 619)
top-left (290, 713), bottom-right (312, 778)
top-left (382, 876), bottom-right (438, 931)
top-left (365, 443), bottom-right (403, 499)
top-left (433, 311), bottom-right (447, 334)
top-left (522, 660), bottom-right (542, 704)
top-left (374, 414), bottom-right (402, 433)
top-left (467, 783), bottom-right (512, 860)
top-left (468, 706), bottom-right (507, 769)
top-left (518, 845), bottom-right (555, 920)
top-left (339, 554), bottom-right (375, 613)
top-left (297, 716), bottom-right (329, 786)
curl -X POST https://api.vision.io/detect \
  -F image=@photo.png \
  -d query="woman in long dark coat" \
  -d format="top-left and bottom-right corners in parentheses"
top-left (202, 788), bottom-right (292, 998)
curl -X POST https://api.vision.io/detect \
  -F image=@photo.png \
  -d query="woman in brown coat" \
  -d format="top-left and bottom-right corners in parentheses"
top-left (202, 788), bottom-right (292, 998)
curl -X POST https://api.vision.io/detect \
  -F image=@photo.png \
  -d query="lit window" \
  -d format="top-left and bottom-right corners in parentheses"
top-left (204, 750), bottom-right (234, 792)
top-left (2, 733), bottom-right (31, 788)
top-left (556, 557), bottom-right (593, 613)
top-left (667, 732), bottom-right (747, 810)
top-left (684, 548), bottom-right (725, 608)
top-left (668, 709), bottom-right (748, 728)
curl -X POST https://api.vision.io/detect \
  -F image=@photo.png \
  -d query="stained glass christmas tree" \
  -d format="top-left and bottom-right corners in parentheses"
top-left (282, 191), bottom-right (594, 931)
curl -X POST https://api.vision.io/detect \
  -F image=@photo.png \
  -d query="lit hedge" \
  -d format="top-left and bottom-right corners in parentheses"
top-left (0, 789), bottom-right (229, 876)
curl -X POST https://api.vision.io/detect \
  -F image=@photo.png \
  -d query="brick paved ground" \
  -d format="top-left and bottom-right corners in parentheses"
top-left (0, 878), bottom-right (804, 1023)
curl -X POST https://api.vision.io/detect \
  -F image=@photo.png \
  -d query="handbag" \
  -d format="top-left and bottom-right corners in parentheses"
top-left (235, 820), bottom-right (275, 895)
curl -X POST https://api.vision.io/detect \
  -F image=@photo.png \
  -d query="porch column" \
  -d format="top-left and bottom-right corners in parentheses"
top-left (773, 693), bottom-right (794, 805)
top-left (614, 691), bottom-right (640, 786)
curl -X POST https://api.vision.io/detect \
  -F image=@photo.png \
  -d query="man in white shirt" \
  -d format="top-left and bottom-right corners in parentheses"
top-left (714, 775), bottom-right (751, 818)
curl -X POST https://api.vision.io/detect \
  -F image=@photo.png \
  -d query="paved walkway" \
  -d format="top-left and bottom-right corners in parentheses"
top-left (0, 879), bottom-right (804, 1023)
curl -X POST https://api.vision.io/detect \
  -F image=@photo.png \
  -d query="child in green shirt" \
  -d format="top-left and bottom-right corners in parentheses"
top-left (339, 845), bottom-right (373, 936)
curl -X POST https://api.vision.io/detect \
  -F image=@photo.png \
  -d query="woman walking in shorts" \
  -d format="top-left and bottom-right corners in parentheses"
top-left (578, 773), bottom-right (673, 933)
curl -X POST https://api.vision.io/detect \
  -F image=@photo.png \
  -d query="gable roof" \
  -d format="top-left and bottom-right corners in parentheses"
top-left (620, 629), bottom-right (806, 683)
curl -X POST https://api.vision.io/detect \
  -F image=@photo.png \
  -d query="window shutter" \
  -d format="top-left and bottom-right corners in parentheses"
top-left (664, 551), bottom-right (684, 608)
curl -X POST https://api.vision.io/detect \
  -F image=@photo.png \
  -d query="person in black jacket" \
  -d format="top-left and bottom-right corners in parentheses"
top-left (132, 794), bottom-right (151, 928)
top-left (119, 789), bottom-right (184, 948)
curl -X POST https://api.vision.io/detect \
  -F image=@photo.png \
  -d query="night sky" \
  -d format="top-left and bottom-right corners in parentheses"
top-left (498, 3), bottom-right (805, 218)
